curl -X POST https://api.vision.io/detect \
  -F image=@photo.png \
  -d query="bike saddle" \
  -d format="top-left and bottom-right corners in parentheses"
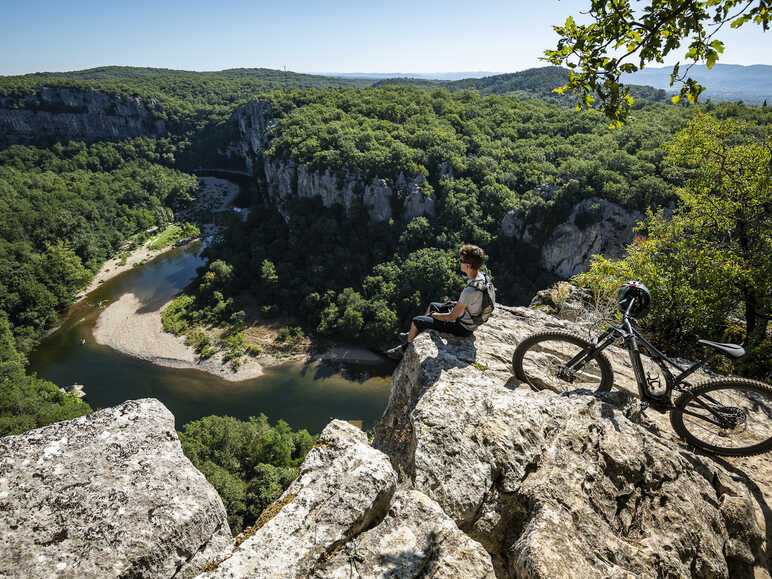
top-left (697, 339), bottom-right (746, 359)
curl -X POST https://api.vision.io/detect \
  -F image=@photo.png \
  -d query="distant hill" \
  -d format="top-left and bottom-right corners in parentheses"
top-left (624, 64), bottom-right (772, 105)
top-left (12, 65), bottom-right (372, 88)
top-left (321, 71), bottom-right (502, 81)
top-left (374, 66), bottom-right (667, 104)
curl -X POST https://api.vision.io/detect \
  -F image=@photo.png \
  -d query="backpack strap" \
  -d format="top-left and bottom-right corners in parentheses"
top-left (466, 273), bottom-right (489, 291)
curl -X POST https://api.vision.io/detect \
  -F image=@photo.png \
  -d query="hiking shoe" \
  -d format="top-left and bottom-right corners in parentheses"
top-left (399, 332), bottom-right (409, 344)
top-left (384, 344), bottom-right (405, 360)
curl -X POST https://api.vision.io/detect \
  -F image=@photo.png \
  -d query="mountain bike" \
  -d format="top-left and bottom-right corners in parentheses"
top-left (512, 297), bottom-right (772, 456)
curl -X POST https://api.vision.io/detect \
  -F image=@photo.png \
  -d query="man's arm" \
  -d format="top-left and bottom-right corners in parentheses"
top-left (431, 301), bottom-right (467, 322)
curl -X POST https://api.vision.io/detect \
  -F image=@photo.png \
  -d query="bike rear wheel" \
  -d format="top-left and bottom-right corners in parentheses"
top-left (512, 331), bottom-right (614, 393)
top-left (670, 378), bottom-right (772, 456)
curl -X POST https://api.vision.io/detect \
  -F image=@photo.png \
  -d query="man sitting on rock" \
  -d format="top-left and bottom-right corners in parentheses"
top-left (385, 244), bottom-right (494, 360)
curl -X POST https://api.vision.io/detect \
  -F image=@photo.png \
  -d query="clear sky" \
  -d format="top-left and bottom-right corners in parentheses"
top-left (1, 0), bottom-right (769, 76)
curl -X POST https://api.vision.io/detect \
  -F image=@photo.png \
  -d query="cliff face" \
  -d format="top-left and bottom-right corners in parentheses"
top-left (2, 301), bottom-right (769, 578)
top-left (500, 196), bottom-right (643, 278)
top-left (0, 87), bottom-right (166, 148)
top-left (229, 99), bottom-right (436, 223)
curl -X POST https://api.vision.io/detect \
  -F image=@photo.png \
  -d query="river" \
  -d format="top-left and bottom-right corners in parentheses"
top-left (28, 240), bottom-right (393, 434)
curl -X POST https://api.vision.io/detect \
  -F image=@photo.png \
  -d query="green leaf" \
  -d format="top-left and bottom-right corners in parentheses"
top-left (671, 94), bottom-right (681, 104)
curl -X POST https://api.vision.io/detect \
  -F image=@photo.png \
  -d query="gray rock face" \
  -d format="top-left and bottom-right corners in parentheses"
top-left (540, 196), bottom-right (643, 277)
top-left (262, 157), bottom-right (434, 223)
top-left (499, 197), bottom-right (643, 278)
top-left (0, 87), bottom-right (166, 148)
top-left (376, 307), bottom-right (764, 578)
top-left (227, 99), bottom-right (275, 175)
top-left (316, 489), bottom-right (495, 578)
top-left (206, 421), bottom-right (496, 578)
top-left (228, 99), bottom-right (435, 223)
top-left (0, 398), bottom-right (231, 579)
top-left (207, 420), bottom-right (399, 578)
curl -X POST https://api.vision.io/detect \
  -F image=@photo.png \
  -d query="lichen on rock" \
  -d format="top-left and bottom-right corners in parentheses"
top-left (0, 398), bottom-right (232, 579)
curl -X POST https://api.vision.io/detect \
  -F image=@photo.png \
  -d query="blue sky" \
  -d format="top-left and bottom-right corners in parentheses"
top-left (1, 0), bottom-right (769, 76)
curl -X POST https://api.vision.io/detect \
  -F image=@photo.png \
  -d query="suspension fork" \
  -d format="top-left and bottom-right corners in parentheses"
top-left (625, 320), bottom-right (651, 401)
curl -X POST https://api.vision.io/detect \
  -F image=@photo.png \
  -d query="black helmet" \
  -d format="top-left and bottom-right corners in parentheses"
top-left (617, 281), bottom-right (651, 318)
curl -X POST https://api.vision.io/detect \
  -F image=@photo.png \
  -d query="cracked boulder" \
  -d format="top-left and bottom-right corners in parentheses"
top-left (0, 398), bottom-right (232, 579)
top-left (206, 420), bottom-right (398, 578)
top-left (316, 489), bottom-right (495, 578)
top-left (376, 309), bottom-right (763, 578)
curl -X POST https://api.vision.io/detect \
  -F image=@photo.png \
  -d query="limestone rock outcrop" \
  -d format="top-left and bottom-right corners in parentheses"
top-left (0, 87), bottom-right (166, 149)
top-left (226, 99), bottom-right (275, 176)
top-left (540, 197), bottom-right (643, 277)
top-left (227, 99), bottom-right (436, 223)
top-left (316, 488), bottom-right (495, 578)
top-left (205, 420), bottom-right (493, 578)
top-left (261, 153), bottom-right (433, 224)
top-left (376, 306), bottom-right (765, 578)
top-left (0, 398), bottom-right (231, 579)
top-left (500, 197), bottom-right (643, 278)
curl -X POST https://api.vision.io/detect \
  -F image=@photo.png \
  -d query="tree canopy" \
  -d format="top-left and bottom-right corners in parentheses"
top-left (575, 113), bottom-right (771, 379)
top-left (178, 414), bottom-right (314, 534)
top-left (545, 0), bottom-right (771, 123)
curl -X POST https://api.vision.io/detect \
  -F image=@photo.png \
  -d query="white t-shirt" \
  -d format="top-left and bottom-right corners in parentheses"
top-left (457, 274), bottom-right (485, 330)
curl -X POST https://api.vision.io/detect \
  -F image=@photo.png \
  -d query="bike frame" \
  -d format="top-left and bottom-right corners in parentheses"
top-left (563, 297), bottom-right (718, 408)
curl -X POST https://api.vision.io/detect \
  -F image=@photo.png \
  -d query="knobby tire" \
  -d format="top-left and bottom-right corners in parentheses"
top-left (512, 330), bottom-right (614, 393)
top-left (670, 378), bottom-right (772, 457)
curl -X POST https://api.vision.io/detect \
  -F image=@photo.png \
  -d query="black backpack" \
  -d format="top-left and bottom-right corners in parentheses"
top-left (466, 273), bottom-right (496, 325)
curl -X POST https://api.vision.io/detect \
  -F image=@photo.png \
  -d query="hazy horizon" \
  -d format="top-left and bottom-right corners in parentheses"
top-left (3, 0), bottom-right (770, 77)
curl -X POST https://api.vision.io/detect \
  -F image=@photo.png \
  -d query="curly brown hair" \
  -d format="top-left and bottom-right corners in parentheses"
top-left (459, 244), bottom-right (485, 270)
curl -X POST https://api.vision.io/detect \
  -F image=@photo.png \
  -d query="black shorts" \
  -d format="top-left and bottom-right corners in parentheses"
top-left (412, 311), bottom-right (473, 337)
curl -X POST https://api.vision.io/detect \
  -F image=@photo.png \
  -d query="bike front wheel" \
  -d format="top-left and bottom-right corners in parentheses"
top-left (512, 331), bottom-right (614, 394)
top-left (670, 378), bottom-right (772, 456)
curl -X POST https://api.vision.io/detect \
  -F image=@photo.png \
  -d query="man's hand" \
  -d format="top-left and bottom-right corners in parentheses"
top-left (432, 302), bottom-right (467, 322)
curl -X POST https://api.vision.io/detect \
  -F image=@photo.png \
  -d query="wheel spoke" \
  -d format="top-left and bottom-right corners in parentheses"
top-left (519, 338), bottom-right (605, 393)
top-left (678, 383), bottom-right (772, 454)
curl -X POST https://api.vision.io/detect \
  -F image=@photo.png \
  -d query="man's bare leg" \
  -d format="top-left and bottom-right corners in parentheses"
top-left (407, 321), bottom-right (419, 342)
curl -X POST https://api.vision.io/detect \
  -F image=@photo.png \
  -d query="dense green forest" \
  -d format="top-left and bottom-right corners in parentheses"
top-left (0, 139), bottom-right (198, 351)
top-left (178, 414), bottom-right (314, 534)
top-left (0, 68), bottom-right (768, 531)
top-left (0, 66), bottom-right (371, 130)
top-left (165, 87), bottom-right (770, 376)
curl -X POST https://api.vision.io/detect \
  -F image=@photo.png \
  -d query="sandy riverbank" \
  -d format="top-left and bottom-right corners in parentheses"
top-left (93, 292), bottom-right (266, 382)
top-left (92, 291), bottom-right (387, 382)
top-left (75, 177), bottom-right (241, 302)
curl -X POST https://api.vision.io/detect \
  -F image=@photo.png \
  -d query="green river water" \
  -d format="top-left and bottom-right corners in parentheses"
top-left (28, 240), bottom-right (393, 434)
